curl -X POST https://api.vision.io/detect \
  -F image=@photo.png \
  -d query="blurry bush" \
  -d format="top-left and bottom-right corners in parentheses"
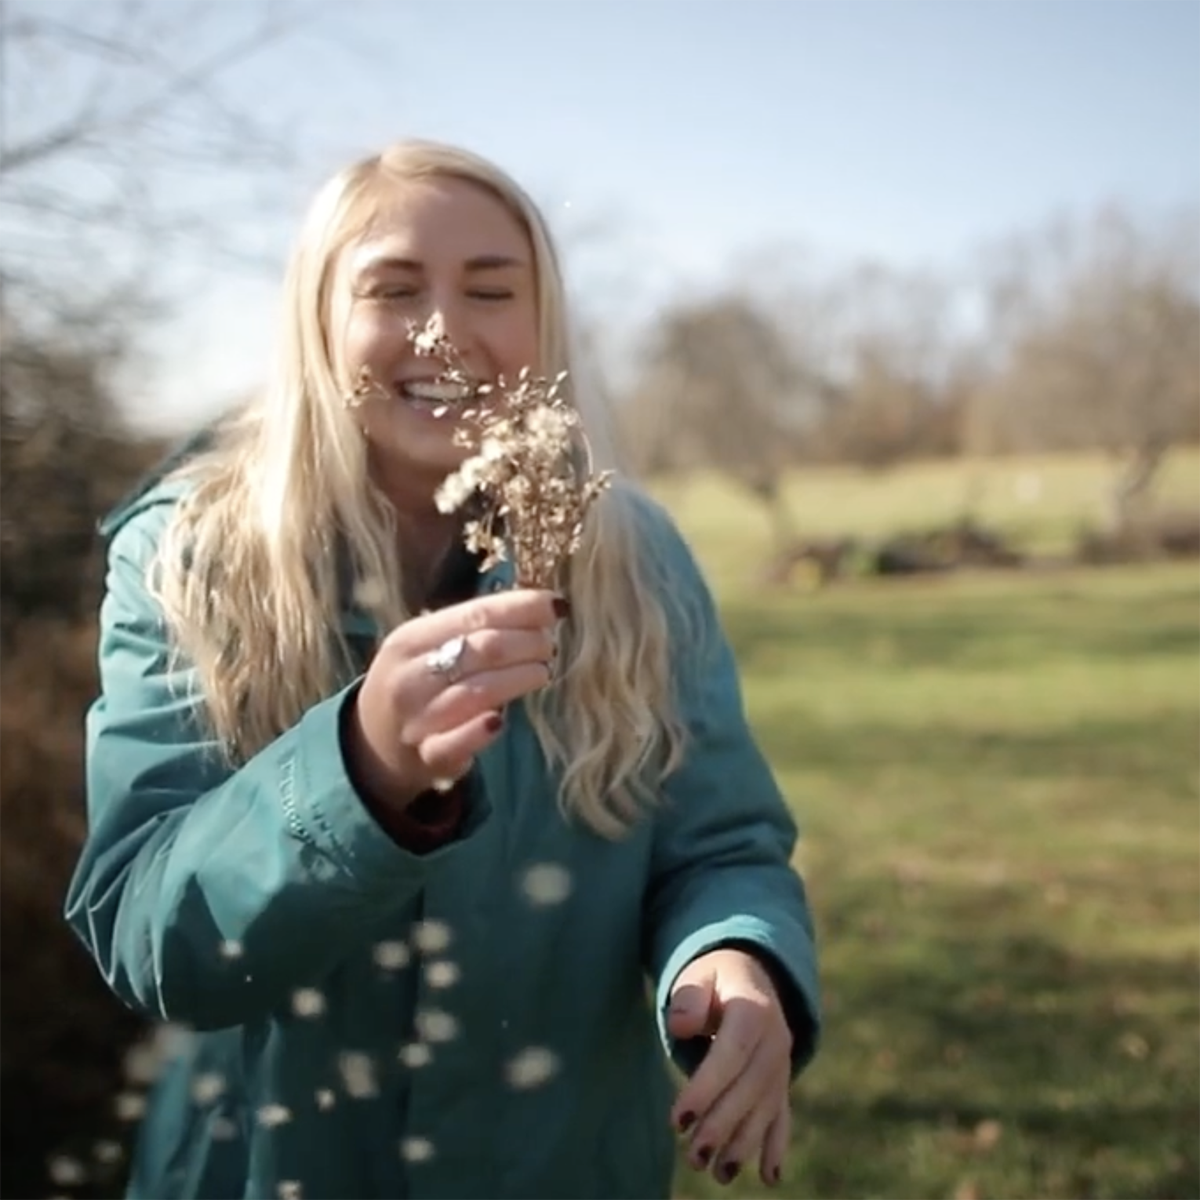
top-left (1, 323), bottom-right (165, 1197)
top-left (759, 520), bottom-right (1028, 590)
top-left (1, 324), bottom-right (165, 635)
top-left (1075, 507), bottom-right (1200, 565)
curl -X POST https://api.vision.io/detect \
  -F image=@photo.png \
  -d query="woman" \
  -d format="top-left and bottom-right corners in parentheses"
top-left (65, 139), bottom-right (821, 1200)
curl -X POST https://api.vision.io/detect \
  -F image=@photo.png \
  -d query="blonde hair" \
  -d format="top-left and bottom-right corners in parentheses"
top-left (150, 139), bottom-right (693, 839)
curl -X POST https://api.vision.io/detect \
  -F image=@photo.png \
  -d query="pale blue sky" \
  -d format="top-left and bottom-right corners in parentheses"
top-left (76, 0), bottom-right (1200, 428)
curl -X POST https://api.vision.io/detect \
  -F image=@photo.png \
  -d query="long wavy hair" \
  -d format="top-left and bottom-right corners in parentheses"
top-left (149, 140), bottom-right (694, 839)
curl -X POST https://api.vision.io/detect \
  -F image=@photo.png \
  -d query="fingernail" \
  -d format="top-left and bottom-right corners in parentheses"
top-left (694, 1145), bottom-right (713, 1169)
top-left (676, 1110), bottom-right (696, 1133)
top-left (717, 1161), bottom-right (740, 1185)
top-left (770, 1165), bottom-right (782, 1186)
top-left (484, 712), bottom-right (503, 733)
top-left (552, 596), bottom-right (571, 618)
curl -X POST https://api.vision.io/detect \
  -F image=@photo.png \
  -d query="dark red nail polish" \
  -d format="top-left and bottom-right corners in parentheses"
top-left (695, 1145), bottom-right (713, 1168)
top-left (718, 1161), bottom-right (740, 1184)
top-left (552, 596), bottom-right (572, 618)
top-left (484, 712), bottom-right (503, 733)
top-left (770, 1165), bottom-right (782, 1186)
top-left (677, 1110), bottom-right (696, 1133)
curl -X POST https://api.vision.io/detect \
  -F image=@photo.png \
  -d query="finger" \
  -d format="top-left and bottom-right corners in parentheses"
top-left (402, 627), bottom-right (556, 709)
top-left (405, 661), bottom-right (552, 742)
top-left (684, 1037), bottom-right (780, 1177)
top-left (759, 1092), bottom-right (791, 1188)
top-left (697, 1061), bottom-right (787, 1185)
top-left (673, 995), bottom-right (767, 1135)
top-left (416, 708), bottom-right (506, 780)
top-left (389, 588), bottom-right (566, 655)
top-left (666, 978), bottom-right (721, 1043)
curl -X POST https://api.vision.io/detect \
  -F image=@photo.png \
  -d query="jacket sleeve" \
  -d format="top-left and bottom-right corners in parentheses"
top-left (64, 503), bottom-right (491, 1030)
top-left (639, 502), bottom-right (821, 1078)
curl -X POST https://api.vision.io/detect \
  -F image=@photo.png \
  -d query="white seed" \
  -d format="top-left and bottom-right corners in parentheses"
top-left (154, 1022), bottom-right (195, 1060)
top-left (114, 1092), bottom-right (146, 1121)
top-left (400, 1136), bottom-right (436, 1163)
top-left (278, 1181), bottom-right (303, 1200)
top-left (399, 1042), bottom-right (433, 1069)
top-left (412, 919), bottom-right (452, 954)
top-left (520, 863), bottom-right (573, 907)
top-left (415, 1008), bottom-right (458, 1044)
top-left (424, 961), bottom-right (460, 989)
top-left (93, 1140), bottom-right (123, 1165)
top-left (315, 1088), bottom-right (336, 1111)
top-left (191, 1072), bottom-right (226, 1105)
top-left (122, 1038), bottom-right (161, 1086)
top-left (373, 940), bottom-right (411, 970)
top-left (291, 988), bottom-right (326, 1018)
top-left (505, 1047), bottom-right (560, 1090)
top-left (337, 1052), bottom-right (379, 1099)
top-left (219, 939), bottom-right (244, 959)
top-left (256, 1104), bottom-right (293, 1128)
top-left (353, 576), bottom-right (388, 610)
top-left (47, 1156), bottom-right (85, 1186)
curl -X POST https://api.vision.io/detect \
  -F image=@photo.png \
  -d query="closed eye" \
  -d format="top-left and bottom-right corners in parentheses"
top-left (359, 284), bottom-right (419, 302)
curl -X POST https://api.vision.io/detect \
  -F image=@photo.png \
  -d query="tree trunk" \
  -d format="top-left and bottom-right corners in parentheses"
top-left (745, 473), bottom-right (798, 556)
top-left (1108, 438), bottom-right (1167, 531)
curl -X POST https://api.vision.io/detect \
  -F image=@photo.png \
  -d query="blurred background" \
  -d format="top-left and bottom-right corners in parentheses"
top-left (2, 1), bottom-right (1197, 1197)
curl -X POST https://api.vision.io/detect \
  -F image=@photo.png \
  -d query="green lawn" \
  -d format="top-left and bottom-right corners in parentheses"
top-left (655, 449), bottom-right (1200, 593)
top-left (666, 456), bottom-right (1200, 1199)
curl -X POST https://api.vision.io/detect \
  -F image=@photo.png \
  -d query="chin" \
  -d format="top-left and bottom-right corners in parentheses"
top-left (374, 433), bottom-right (470, 485)
top-left (369, 404), bottom-right (465, 457)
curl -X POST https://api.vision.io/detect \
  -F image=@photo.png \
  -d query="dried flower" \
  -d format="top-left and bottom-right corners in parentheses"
top-left (346, 310), bottom-right (493, 414)
top-left (403, 316), bottom-right (613, 588)
top-left (343, 314), bottom-right (612, 589)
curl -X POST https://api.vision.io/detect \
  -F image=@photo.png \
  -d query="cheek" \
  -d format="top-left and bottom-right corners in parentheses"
top-left (341, 308), bottom-right (396, 375)
top-left (491, 308), bottom-right (540, 376)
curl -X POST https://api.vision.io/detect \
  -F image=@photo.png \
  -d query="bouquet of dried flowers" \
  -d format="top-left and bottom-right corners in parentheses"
top-left (418, 317), bottom-right (614, 589)
top-left (346, 315), bottom-right (613, 589)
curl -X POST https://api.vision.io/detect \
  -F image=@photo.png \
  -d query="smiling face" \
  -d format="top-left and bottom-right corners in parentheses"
top-left (330, 173), bottom-right (540, 484)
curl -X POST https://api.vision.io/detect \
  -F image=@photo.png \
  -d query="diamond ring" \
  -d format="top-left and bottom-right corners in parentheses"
top-left (426, 634), bottom-right (468, 684)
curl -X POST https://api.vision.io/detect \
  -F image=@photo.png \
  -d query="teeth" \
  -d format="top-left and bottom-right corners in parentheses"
top-left (402, 381), bottom-right (470, 403)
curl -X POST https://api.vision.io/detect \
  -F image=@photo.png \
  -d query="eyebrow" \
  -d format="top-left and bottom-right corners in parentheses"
top-left (357, 253), bottom-right (527, 274)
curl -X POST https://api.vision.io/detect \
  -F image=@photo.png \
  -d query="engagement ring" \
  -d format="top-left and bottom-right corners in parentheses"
top-left (426, 634), bottom-right (468, 684)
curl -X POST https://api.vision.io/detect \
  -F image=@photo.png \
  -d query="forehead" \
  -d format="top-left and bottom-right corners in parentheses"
top-left (344, 175), bottom-right (532, 272)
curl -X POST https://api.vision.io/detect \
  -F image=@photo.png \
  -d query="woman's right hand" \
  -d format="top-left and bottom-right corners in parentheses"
top-left (344, 588), bottom-right (567, 812)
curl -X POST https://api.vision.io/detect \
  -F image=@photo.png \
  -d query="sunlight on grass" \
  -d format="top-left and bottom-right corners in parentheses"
top-left (666, 455), bottom-right (1199, 1200)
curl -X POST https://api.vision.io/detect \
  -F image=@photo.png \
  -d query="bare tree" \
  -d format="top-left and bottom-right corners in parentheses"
top-left (0, 0), bottom-right (347, 351)
top-left (976, 204), bottom-right (1200, 525)
top-left (625, 292), bottom-right (837, 552)
top-left (812, 262), bottom-right (960, 469)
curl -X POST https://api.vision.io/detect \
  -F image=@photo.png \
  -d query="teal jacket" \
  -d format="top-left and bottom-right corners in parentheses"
top-left (65, 472), bottom-right (821, 1200)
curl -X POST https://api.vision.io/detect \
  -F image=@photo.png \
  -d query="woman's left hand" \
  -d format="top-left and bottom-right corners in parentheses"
top-left (666, 947), bottom-right (794, 1188)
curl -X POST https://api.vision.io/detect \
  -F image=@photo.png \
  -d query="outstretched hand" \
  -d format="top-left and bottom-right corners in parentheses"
top-left (666, 947), bottom-right (794, 1188)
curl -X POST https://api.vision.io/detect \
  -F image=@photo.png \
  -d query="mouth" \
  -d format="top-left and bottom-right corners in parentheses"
top-left (395, 378), bottom-right (476, 417)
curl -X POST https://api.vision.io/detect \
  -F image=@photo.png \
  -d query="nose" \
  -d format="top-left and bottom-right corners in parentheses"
top-left (421, 292), bottom-right (475, 363)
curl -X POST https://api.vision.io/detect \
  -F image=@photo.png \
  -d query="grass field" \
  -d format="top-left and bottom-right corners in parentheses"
top-left (656, 449), bottom-right (1200, 593)
top-left (663, 453), bottom-right (1199, 1200)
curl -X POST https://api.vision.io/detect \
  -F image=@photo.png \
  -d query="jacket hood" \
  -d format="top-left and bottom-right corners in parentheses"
top-left (97, 423), bottom-right (220, 540)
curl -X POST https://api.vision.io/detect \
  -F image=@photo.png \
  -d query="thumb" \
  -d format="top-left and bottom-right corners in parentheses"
top-left (666, 958), bottom-right (720, 1041)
